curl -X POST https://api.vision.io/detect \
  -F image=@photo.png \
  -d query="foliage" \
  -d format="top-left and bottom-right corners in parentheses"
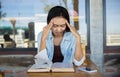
top-left (44, 4), bottom-right (54, 13)
top-left (0, 1), bottom-right (6, 19)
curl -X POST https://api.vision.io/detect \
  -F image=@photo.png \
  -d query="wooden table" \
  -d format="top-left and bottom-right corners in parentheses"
top-left (28, 58), bottom-right (103, 77)
top-left (0, 58), bottom-right (103, 77)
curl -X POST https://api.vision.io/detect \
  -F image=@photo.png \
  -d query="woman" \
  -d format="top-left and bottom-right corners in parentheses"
top-left (35, 6), bottom-right (85, 66)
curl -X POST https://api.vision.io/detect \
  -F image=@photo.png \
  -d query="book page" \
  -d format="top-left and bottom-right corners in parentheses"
top-left (30, 63), bottom-right (51, 69)
top-left (28, 63), bottom-right (52, 72)
top-left (52, 62), bottom-right (72, 68)
top-left (51, 62), bottom-right (75, 72)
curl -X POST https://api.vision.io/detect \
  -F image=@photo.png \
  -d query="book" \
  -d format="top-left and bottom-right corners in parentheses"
top-left (28, 62), bottom-right (74, 72)
top-left (77, 67), bottom-right (97, 73)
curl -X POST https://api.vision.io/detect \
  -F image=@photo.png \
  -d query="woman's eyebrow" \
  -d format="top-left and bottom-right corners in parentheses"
top-left (53, 23), bottom-right (66, 25)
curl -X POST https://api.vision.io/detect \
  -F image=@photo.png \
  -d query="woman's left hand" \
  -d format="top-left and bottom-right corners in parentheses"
top-left (66, 21), bottom-right (80, 39)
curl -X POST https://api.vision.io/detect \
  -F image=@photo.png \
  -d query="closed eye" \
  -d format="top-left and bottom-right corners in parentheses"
top-left (53, 24), bottom-right (58, 27)
top-left (60, 24), bottom-right (66, 27)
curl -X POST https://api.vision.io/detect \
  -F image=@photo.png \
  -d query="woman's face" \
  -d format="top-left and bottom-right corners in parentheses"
top-left (51, 17), bottom-right (66, 36)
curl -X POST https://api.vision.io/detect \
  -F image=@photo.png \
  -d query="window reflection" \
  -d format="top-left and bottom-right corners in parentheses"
top-left (106, 0), bottom-right (120, 46)
top-left (0, 0), bottom-right (87, 48)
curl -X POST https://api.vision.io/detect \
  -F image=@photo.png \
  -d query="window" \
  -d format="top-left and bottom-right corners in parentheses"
top-left (106, 0), bottom-right (120, 46)
top-left (79, 0), bottom-right (87, 45)
top-left (0, 0), bottom-right (87, 48)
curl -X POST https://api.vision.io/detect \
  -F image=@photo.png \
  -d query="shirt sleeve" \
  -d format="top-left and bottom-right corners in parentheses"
top-left (73, 56), bottom-right (85, 66)
top-left (34, 49), bottom-right (52, 65)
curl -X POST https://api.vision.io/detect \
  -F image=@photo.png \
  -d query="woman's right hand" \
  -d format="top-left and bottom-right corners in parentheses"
top-left (42, 20), bottom-right (53, 40)
top-left (40, 20), bottom-right (53, 51)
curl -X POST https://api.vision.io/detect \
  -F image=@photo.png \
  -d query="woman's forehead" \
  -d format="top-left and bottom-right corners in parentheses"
top-left (53, 17), bottom-right (66, 24)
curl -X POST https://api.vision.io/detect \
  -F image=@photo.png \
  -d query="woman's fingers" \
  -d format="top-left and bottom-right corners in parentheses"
top-left (66, 21), bottom-right (80, 38)
top-left (48, 19), bottom-right (53, 29)
top-left (66, 20), bottom-right (76, 32)
top-left (43, 20), bottom-right (53, 32)
top-left (66, 20), bottom-right (75, 30)
top-left (66, 20), bottom-right (71, 29)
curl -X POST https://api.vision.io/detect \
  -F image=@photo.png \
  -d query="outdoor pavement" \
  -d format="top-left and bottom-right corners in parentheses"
top-left (103, 53), bottom-right (120, 77)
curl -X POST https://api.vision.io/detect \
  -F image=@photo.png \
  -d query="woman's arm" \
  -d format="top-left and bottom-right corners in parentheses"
top-left (40, 20), bottom-right (53, 51)
top-left (74, 36), bottom-right (83, 61)
top-left (35, 20), bottom-right (53, 64)
top-left (66, 21), bottom-right (84, 64)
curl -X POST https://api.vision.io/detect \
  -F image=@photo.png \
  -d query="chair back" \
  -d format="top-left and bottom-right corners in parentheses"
top-left (0, 72), bottom-right (4, 77)
top-left (82, 43), bottom-right (86, 59)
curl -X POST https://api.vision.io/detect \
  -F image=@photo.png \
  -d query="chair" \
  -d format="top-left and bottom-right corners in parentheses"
top-left (82, 43), bottom-right (86, 59)
top-left (81, 43), bottom-right (88, 65)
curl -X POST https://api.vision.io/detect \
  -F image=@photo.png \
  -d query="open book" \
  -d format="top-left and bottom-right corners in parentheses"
top-left (28, 62), bottom-right (74, 72)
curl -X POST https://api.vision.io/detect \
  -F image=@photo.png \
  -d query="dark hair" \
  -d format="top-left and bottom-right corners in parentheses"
top-left (47, 6), bottom-right (70, 32)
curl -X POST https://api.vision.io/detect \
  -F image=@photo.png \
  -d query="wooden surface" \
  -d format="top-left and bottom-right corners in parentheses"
top-left (0, 58), bottom-right (103, 77)
top-left (28, 58), bottom-right (103, 77)
top-left (0, 72), bottom-right (4, 77)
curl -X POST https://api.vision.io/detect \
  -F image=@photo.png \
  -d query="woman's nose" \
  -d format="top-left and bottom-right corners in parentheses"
top-left (57, 27), bottom-right (62, 32)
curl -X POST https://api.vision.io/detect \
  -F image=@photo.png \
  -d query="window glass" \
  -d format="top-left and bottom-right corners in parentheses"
top-left (0, 0), bottom-right (87, 48)
top-left (79, 0), bottom-right (87, 45)
top-left (106, 0), bottom-right (120, 46)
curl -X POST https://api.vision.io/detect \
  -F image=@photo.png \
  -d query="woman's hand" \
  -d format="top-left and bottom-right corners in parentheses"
top-left (42, 20), bottom-right (53, 40)
top-left (40, 20), bottom-right (53, 51)
top-left (66, 21), bottom-right (80, 40)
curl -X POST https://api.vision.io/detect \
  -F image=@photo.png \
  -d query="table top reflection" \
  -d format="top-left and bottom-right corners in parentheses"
top-left (0, 58), bottom-right (103, 77)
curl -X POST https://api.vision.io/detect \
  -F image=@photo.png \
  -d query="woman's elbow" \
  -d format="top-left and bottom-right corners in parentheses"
top-left (73, 57), bottom-right (85, 66)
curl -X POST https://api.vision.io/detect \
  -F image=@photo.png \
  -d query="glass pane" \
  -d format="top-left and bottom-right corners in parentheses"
top-left (0, 0), bottom-right (87, 48)
top-left (79, 0), bottom-right (87, 45)
top-left (106, 0), bottom-right (120, 46)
